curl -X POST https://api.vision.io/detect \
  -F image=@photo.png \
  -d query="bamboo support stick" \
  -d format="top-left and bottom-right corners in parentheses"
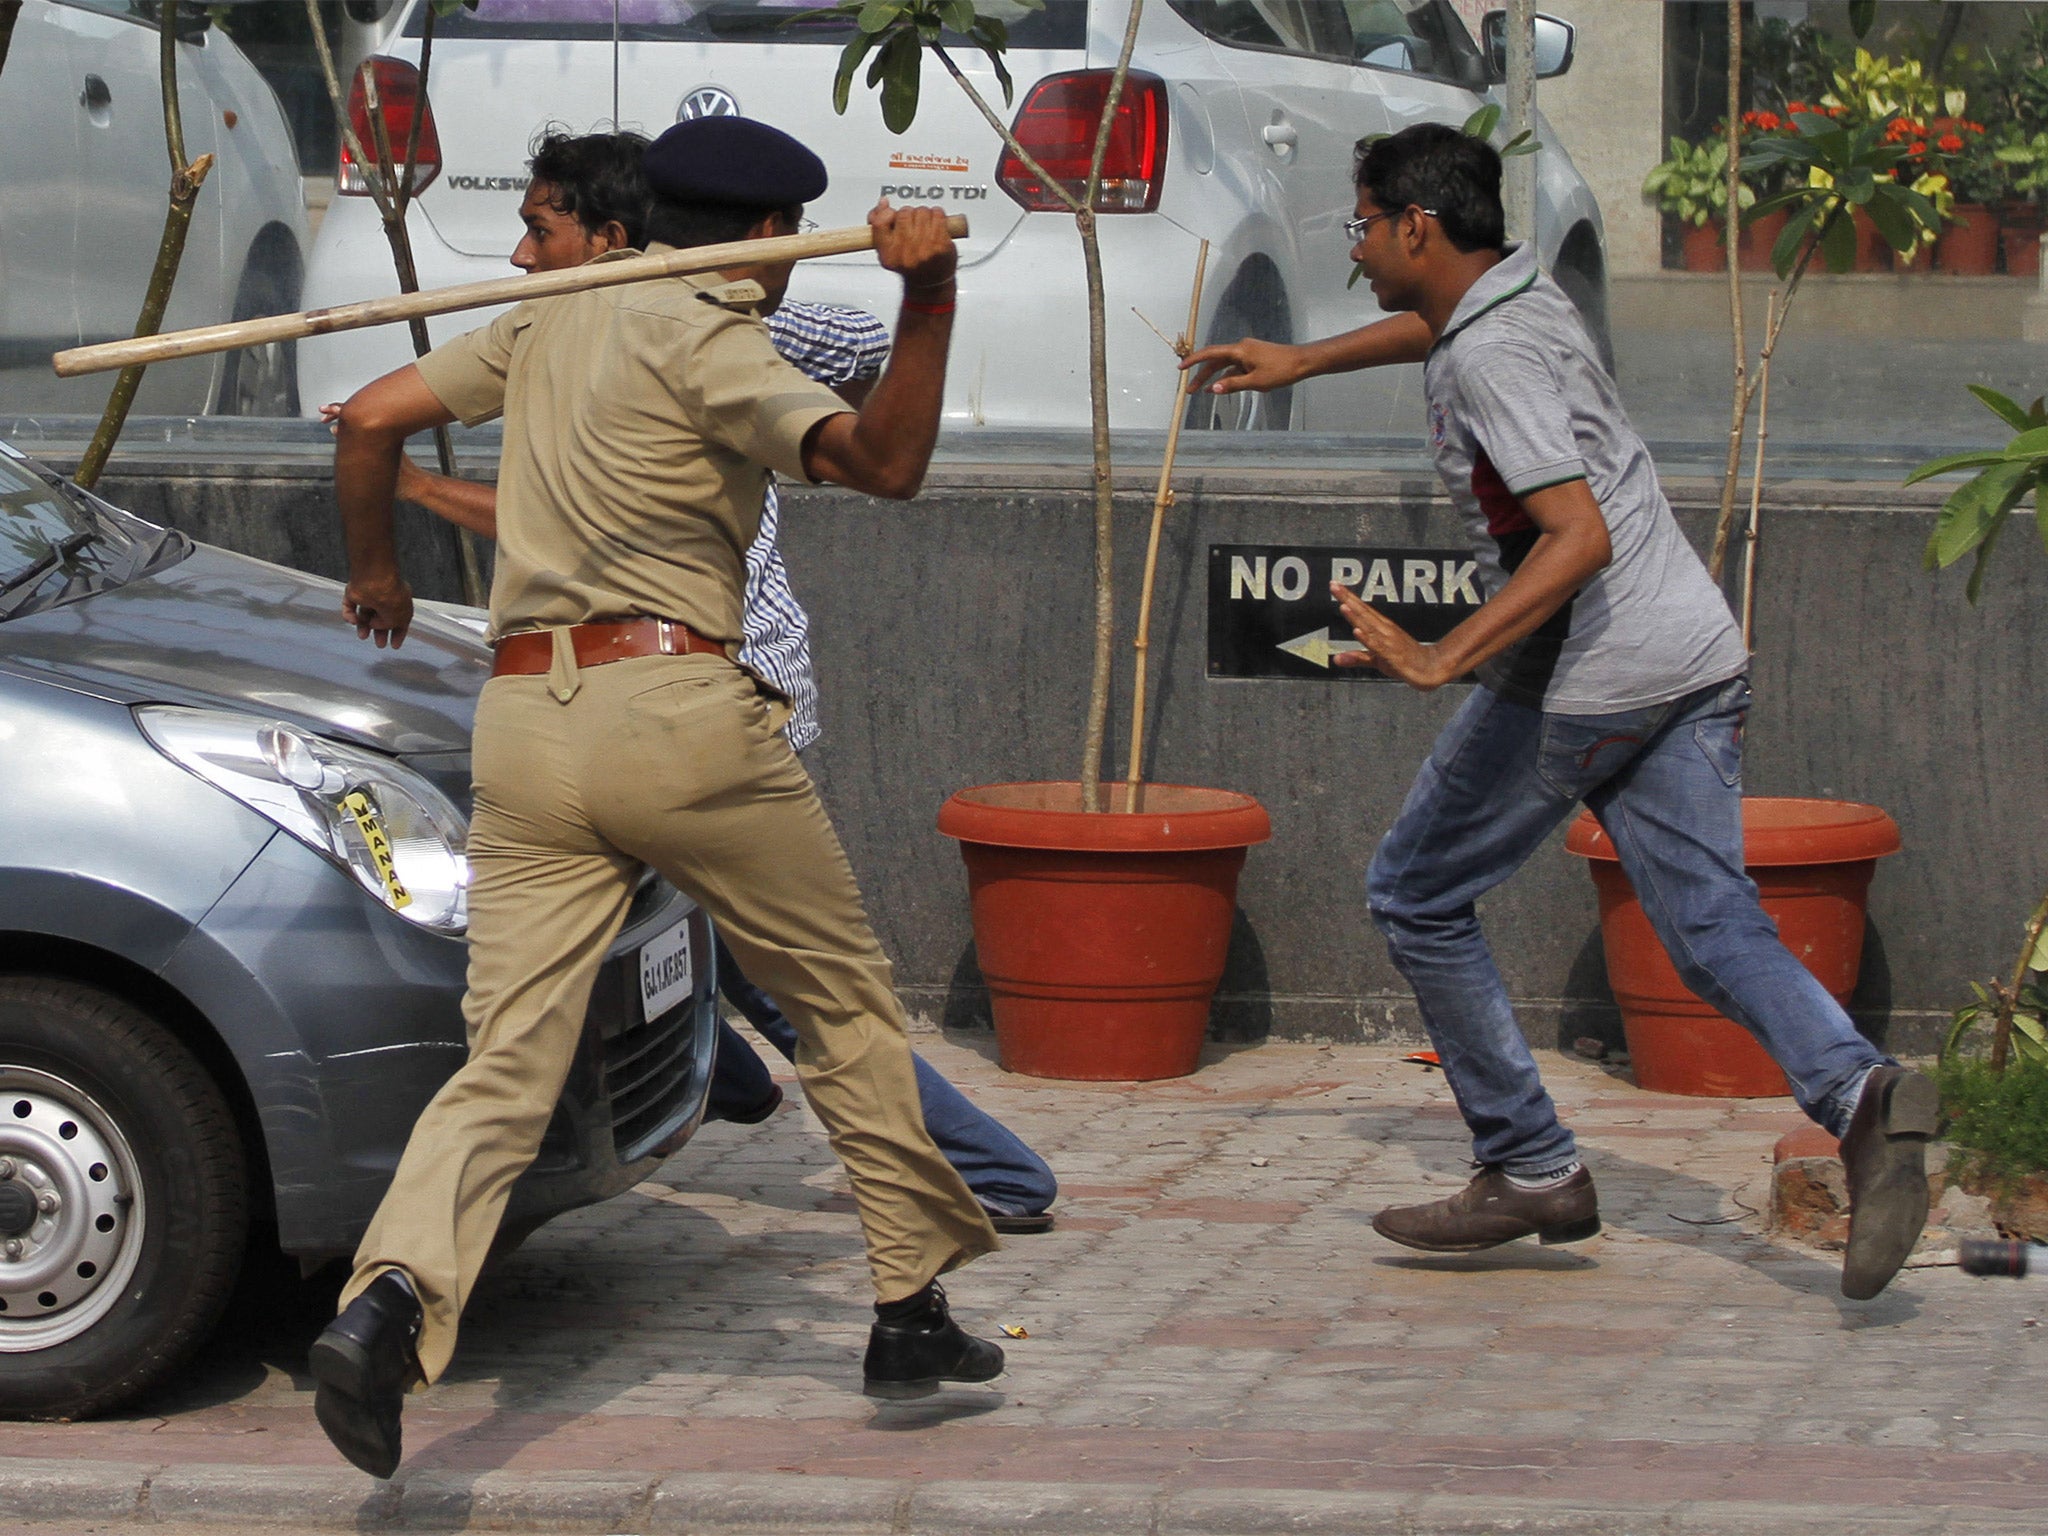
top-left (1121, 238), bottom-right (1209, 815)
top-left (53, 216), bottom-right (970, 378)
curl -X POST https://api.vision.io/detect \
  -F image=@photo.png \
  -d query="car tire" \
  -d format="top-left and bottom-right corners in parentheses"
top-left (1184, 261), bottom-right (1294, 432)
top-left (214, 249), bottom-right (302, 418)
top-left (0, 977), bottom-right (248, 1420)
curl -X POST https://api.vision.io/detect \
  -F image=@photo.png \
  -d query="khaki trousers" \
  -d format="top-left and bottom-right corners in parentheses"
top-left (342, 652), bottom-right (997, 1382)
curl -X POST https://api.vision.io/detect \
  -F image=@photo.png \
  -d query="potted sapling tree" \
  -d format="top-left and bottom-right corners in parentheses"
top-left (817, 0), bottom-right (1269, 1081)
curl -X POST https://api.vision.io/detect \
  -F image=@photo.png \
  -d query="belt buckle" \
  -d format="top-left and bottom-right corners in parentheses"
top-left (656, 619), bottom-right (679, 657)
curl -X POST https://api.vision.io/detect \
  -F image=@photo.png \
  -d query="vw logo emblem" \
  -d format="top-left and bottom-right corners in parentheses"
top-left (678, 85), bottom-right (740, 121)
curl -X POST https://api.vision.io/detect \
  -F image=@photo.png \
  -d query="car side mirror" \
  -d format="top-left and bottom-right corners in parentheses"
top-left (1480, 11), bottom-right (1575, 81)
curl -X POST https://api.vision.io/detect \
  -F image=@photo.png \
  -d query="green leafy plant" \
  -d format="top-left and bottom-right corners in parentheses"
top-left (1743, 13), bottom-right (1844, 118)
top-left (1743, 109), bottom-right (1943, 275)
top-left (1995, 131), bottom-right (2048, 203)
top-left (1460, 101), bottom-right (1537, 159)
top-left (1819, 46), bottom-right (1941, 127)
top-left (1936, 1055), bottom-right (2048, 1186)
top-left (1643, 135), bottom-right (1754, 227)
top-left (1905, 386), bottom-right (2048, 603)
top-left (1911, 388), bottom-right (2048, 1086)
top-left (819, 0), bottom-right (1024, 133)
top-left (1698, 94), bottom-right (1948, 596)
top-left (1940, 115), bottom-right (2005, 206)
top-left (1974, 11), bottom-right (2048, 145)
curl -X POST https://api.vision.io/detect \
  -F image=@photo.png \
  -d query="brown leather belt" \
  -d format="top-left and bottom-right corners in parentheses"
top-left (490, 617), bottom-right (727, 678)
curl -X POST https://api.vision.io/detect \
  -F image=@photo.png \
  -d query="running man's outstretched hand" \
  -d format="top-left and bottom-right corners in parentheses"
top-left (1181, 337), bottom-right (1311, 398)
top-left (1331, 583), bottom-right (1452, 691)
top-left (1182, 313), bottom-right (1435, 398)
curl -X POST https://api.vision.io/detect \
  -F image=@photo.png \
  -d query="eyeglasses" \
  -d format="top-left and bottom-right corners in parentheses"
top-left (1344, 207), bottom-right (1439, 243)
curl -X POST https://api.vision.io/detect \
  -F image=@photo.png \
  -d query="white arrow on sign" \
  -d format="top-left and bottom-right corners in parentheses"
top-left (1278, 627), bottom-right (1366, 669)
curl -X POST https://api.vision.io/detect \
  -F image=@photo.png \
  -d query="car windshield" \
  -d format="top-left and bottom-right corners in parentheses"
top-left (405, 0), bottom-right (1085, 46)
top-left (0, 449), bottom-right (186, 623)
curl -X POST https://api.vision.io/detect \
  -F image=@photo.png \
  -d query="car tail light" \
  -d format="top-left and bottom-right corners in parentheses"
top-left (337, 58), bottom-right (442, 196)
top-left (997, 70), bottom-right (1168, 214)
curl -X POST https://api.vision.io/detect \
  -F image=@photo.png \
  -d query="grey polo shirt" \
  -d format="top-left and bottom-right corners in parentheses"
top-left (1422, 243), bottom-right (1748, 713)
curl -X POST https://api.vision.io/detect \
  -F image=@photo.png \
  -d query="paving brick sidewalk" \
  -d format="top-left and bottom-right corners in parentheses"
top-left (5, 1036), bottom-right (2042, 1535)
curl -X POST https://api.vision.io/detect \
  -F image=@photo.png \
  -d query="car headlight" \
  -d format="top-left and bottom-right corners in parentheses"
top-left (136, 706), bottom-right (470, 934)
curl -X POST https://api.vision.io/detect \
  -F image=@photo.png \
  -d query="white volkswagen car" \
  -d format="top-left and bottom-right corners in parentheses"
top-left (0, 0), bottom-right (309, 417)
top-left (295, 0), bottom-right (1607, 434)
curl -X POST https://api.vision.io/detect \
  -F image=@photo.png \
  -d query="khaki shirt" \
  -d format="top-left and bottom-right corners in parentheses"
top-left (414, 247), bottom-right (851, 644)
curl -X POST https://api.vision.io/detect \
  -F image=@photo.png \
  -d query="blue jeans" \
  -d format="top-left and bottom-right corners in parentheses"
top-left (706, 935), bottom-right (1058, 1215)
top-left (1367, 675), bottom-right (1885, 1175)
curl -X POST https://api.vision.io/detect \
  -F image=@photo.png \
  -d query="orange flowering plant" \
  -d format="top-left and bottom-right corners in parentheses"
top-left (1741, 106), bottom-right (1947, 275)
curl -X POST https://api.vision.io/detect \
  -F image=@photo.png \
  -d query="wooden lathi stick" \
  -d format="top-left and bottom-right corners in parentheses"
top-left (52, 214), bottom-right (970, 379)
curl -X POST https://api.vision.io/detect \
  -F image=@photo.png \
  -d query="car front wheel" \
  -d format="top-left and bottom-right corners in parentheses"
top-left (0, 978), bottom-right (247, 1419)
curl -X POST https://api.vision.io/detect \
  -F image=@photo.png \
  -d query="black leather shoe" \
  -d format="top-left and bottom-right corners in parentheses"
top-left (1372, 1166), bottom-right (1601, 1253)
top-left (707, 1083), bottom-right (783, 1126)
top-left (309, 1271), bottom-right (423, 1478)
top-left (862, 1282), bottom-right (1005, 1399)
top-left (1839, 1065), bottom-right (1939, 1300)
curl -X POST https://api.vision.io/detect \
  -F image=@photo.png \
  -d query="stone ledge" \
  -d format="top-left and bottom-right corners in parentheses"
top-left (2, 1462), bottom-right (2041, 1536)
top-left (1769, 1132), bottom-right (1997, 1252)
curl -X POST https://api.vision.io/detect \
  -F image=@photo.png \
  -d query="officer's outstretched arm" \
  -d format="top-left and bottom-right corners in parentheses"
top-left (334, 364), bottom-right (459, 648)
top-left (801, 202), bottom-right (954, 500)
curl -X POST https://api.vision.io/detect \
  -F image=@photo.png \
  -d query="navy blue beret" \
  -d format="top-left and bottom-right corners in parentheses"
top-left (642, 117), bottom-right (828, 208)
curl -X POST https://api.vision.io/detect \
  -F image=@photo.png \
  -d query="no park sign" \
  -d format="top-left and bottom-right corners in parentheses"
top-left (1207, 544), bottom-right (1484, 681)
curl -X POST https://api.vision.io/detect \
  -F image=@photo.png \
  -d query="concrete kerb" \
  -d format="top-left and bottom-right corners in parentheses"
top-left (3, 1462), bottom-right (2044, 1536)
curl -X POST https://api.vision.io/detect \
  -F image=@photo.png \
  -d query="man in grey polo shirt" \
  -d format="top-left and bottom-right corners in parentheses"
top-left (1183, 122), bottom-right (1934, 1301)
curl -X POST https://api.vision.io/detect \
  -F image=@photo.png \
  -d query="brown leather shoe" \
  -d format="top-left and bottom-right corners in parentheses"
top-left (1372, 1166), bottom-right (1601, 1253)
top-left (1839, 1065), bottom-right (1939, 1300)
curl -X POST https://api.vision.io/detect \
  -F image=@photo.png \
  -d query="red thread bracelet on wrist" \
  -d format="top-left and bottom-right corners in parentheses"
top-left (902, 296), bottom-right (956, 316)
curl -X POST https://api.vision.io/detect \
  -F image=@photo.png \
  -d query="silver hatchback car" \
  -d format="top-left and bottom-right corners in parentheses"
top-left (0, 440), bottom-right (718, 1419)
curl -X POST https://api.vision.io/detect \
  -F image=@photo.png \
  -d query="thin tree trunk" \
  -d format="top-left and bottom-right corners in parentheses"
top-left (1738, 293), bottom-right (1773, 651)
top-left (936, 1), bottom-right (1140, 812)
top-left (1502, 0), bottom-right (1536, 244)
top-left (1709, 0), bottom-right (1747, 584)
top-left (1072, 0), bottom-right (1147, 811)
top-left (1075, 211), bottom-right (1116, 812)
top-left (74, 2), bottom-right (212, 489)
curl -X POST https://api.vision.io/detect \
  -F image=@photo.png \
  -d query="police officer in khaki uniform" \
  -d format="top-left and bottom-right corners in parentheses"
top-left (307, 117), bottom-right (1001, 1480)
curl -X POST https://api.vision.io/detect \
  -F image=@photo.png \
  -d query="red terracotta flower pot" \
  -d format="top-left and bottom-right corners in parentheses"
top-left (1565, 798), bottom-right (1901, 1098)
top-left (2002, 210), bottom-right (2042, 279)
top-left (1851, 209), bottom-right (1893, 272)
top-left (1934, 205), bottom-right (2000, 275)
top-left (1739, 209), bottom-right (1788, 272)
top-left (937, 782), bottom-right (1271, 1081)
top-left (1678, 221), bottom-right (1723, 273)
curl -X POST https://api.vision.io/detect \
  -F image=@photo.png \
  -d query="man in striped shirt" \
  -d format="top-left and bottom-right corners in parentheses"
top-left (364, 129), bottom-right (1057, 1233)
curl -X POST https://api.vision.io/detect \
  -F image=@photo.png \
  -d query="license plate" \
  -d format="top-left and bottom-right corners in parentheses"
top-left (638, 921), bottom-right (695, 1022)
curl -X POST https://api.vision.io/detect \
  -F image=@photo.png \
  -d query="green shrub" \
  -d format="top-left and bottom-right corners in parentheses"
top-left (1937, 1054), bottom-right (2048, 1188)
